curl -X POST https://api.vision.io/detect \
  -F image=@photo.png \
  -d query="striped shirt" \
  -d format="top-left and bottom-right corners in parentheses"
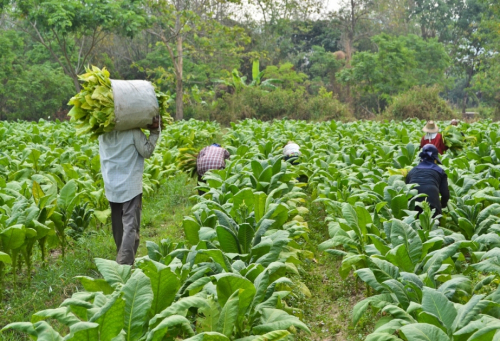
top-left (197, 146), bottom-right (230, 176)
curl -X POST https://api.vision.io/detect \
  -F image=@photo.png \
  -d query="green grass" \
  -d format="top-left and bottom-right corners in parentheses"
top-left (0, 173), bottom-right (196, 339)
top-left (295, 201), bottom-right (375, 341)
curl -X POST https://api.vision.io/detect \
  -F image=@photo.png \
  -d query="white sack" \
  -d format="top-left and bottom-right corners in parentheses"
top-left (111, 79), bottom-right (159, 131)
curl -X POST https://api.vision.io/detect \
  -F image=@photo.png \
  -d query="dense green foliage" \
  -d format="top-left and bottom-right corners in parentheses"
top-left (1, 0), bottom-right (499, 121)
top-left (0, 119), bottom-right (218, 301)
top-left (3, 118), bottom-right (500, 340)
top-left (384, 86), bottom-right (456, 121)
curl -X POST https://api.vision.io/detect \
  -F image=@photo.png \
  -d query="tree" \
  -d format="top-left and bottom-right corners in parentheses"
top-left (146, 0), bottom-right (244, 121)
top-left (0, 29), bottom-right (73, 120)
top-left (408, 0), bottom-right (461, 39)
top-left (337, 34), bottom-right (449, 113)
top-left (472, 0), bottom-right (500, 116)
top-left (333, 0), bottom-right (375, 61)
top-left (8, 0), bottom-right (146, 92)
top-left (446, 0), bottom-right (487, 113)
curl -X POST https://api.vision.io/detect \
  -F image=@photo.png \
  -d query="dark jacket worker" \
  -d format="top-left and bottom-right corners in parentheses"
top-left (406, 144), bottom-right (450, 217)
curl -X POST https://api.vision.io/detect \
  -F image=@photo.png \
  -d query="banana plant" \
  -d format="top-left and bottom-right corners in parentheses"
top-left (213, 60), bottom-right (283, 93)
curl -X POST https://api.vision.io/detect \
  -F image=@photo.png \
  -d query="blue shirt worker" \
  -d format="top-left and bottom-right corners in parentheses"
top-left (405, 144), bottom-right (450, 217)
top-left (98, 117), bottom-right (160, 265)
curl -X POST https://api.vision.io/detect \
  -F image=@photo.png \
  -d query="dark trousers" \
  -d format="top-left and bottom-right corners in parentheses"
top-left (109, 194), bottom-right (142, 265)
top-left (283, 156), bottom-right (308, 183)
top-left (197, 174), bottom-right (205, 196)
top-left (414, 202), bottom-right (442, 218)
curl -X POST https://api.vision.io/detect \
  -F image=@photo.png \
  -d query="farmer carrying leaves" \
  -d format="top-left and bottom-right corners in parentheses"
top-left (99, 116), bottom-right (161, 265)
top-left (406, 144), bottom-right (450, 217)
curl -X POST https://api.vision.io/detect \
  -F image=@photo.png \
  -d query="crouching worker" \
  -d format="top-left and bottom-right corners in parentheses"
top-left (283, 141), bottom-right (301, 165)
top-left (405, 144), bottom-right (450, 217)
top-left (99, 116), bottom-right (161, 265)
top-left (283, 141), bottom-right (307, 183)
top-left (196, 143), bottom-right (230, 195)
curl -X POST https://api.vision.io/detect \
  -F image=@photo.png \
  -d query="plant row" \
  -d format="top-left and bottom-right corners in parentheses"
top-left (224, 119), bottom-right (500, 340)
top-left (2, 126), bottom-right (314, 340)
top-left (0, 119), bottom-right (219, 299)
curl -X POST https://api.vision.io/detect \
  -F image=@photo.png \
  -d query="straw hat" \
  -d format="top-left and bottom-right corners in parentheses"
top-left (422, 121), bottom-right (439, 133)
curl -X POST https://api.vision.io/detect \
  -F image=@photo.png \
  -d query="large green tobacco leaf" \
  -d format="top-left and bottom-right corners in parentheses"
top-left (467, 322), bottom-right (500, 340)
top-left (64, 321), bottom-right (99, 340)
top-left (1, 322), bottom-right (37, 337)
top-left (216, 290), bottom-right (240, 337)
top-left (31, 307), bottom-right (80, 326)
top-left (0, 224), bottom-right (26, 250)
top-left (421, 287), bottom-right (457, 334)
top-left (390, 219), bottom-right (422, 266)
top-left (184, 332), bottom-right (230, 341)
top-left (390, 194), bottom-right (409, 219)
top-left (342, 203), bottom-right (360, 235)
top-left (57, 179), bottom-right (79, 211)
top-left (385, 243), bottom-right (415, 272)
top-left (232, 188), bottom-right (254, 213)
top-left (254, 192), bottom-right (267, 222)
top-left (149, 296), bottom-right (211, 327)
top-left (382, 279), bottom-right (410, 310)
top-left (400, 323), bottom-right (450, 340)
top-left (215, 274), bottom-right (256, 308)
top-left (235, 330), bottom-right (291, 341)
top-left (183, 217), bottom-right (201, 245)
top-left (0, 251), bottom-right (12, 264)
top-left (381, 305), bottom-right (415, 323)
top-left (252, 308), bottom-right (310, 335)
top-left (237, 223), bottom-right (254, 254)
top-left (451, 294), bottom-right (485, 332)
top-left (352, 294), bottom-right (395, 325)
top-left (138, 259), bottom-right (180, 315)
top-left (145, 315), bottom-right (194, 341)
top-left (33, 321), bottom-right (64, 340)
top-left (121, 270), bottom-right (154, 341)
top-left (365, 333), bottom-right (401, 341)
top-left (94, 258), bottom-right (132, 288)
top-left (423, 243), bottom-right (461, 287)
top-left (200, 249), bottom-right (232, 272)
top-left (76, 276), bottom-right (115, 295)
top-left (89, 292), bottom-right (125, 341)
top-left (216, 225), bottom-right (241, 254)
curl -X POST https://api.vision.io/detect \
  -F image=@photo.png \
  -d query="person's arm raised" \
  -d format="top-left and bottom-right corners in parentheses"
top-left (133, 117), bottom-right (161, 158)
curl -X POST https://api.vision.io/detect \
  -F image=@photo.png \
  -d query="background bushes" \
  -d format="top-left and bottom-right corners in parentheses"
top-left (185, 87), bottom-right (353, 125)
top-left (384, 86), bottom-right (456, 121)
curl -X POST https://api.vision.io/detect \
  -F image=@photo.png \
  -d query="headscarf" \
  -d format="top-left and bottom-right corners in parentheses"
top-left (416, 144), bottom-right (444, 174)
top-left (419, 144), bottom-right (442, 164)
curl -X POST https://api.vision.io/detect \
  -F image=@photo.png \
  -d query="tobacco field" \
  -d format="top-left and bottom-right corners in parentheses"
top-left (2, 118), bottom-right (500, 340)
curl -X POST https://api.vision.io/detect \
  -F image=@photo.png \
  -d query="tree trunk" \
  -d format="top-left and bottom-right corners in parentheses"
top-left (72, 74), bottom-right (81, 93)
top-left (462, 70), bottom-right (472, 114)
top-left (175, 33), bottom-right (183, 121)
top-left (462, 93), bottom-right (468, 114)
